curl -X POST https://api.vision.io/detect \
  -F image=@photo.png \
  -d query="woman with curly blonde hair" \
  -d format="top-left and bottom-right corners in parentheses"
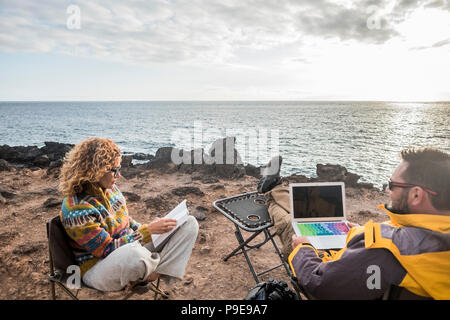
top-left (59, 137), bottom-right (198, 292)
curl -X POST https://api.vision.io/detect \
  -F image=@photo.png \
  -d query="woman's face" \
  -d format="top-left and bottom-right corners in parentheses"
top-left (99, 157), bottom-right (121, 190)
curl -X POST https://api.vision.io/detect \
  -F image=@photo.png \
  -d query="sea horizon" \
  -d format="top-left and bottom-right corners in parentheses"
top-left (1, 99), bottom-right (449, 103)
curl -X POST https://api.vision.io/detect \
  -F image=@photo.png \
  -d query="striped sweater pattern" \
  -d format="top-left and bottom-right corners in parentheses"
top-left (60, 183), bottom-right (152, 275)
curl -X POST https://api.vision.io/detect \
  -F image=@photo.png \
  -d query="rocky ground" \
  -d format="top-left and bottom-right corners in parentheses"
top-left (0, 140), bottom-right (390, 300)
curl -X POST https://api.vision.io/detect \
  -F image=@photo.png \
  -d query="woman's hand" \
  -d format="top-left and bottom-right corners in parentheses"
top-left (147, 218), bottom-right (178, 234)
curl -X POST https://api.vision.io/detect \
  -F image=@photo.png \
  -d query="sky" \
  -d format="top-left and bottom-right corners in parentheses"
top-left (0, 0), bottom-right (449, 101)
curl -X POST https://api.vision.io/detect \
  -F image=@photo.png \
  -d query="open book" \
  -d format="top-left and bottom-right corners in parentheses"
top-left (151, 199), bottom-right (189, 251)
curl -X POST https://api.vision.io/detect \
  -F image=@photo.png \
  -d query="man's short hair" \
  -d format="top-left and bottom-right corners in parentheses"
top-left (400, 147), bottom-right (450, 211)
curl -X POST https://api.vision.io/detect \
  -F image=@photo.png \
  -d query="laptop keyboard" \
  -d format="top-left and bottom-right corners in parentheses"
top-left (296, 222), bottom-right (349, 236)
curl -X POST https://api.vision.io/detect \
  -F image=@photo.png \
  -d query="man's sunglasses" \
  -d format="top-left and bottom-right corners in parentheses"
top-left (388, 180), bottom-right (438, 196)
top-left (111, 165), bottom-right (121, 178)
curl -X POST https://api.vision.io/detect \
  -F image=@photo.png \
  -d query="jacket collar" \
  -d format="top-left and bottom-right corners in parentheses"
top-left (378, 204), bottom-right (450, 233)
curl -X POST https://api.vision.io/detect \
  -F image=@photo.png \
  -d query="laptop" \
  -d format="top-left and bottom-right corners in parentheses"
top-left (290, 182), bottom-right (350, 250)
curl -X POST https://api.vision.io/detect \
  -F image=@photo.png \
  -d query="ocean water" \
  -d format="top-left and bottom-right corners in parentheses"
top-left (0, 101), bottom-right (449, 188)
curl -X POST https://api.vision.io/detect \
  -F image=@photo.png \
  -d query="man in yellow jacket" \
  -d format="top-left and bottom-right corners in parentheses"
top-left (263, 148), bottom-right (449, 299)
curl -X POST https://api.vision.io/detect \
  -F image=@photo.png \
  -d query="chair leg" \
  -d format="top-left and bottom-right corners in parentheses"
top-left (150, 279), bottom-right (169, 299)
top-left (56, 282), bottom-right (80, 300)
top-left (50, 281), bottom-right (56, 300)
top-left (154, 277), bottom-right (160, 300)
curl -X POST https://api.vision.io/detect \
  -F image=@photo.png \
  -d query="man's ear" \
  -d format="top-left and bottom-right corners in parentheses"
top-left (409, 186), bottom-right (425, 207)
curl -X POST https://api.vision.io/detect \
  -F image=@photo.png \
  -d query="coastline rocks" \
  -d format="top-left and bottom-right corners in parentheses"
top-left (40, 142), bottom-right (74, 161)
top-left (121, 155), bottom-right (133, 168)
top-left (284, 174), bottom-right (310, 184)
top-left (209, 137), bottom-right (245, 179)
top-left (133, 153), bottom-right (154, 161)
top-left (244, 164), bottom-right (262, 179)
top-left (148, 147), bottom-right (175, 169)
top-left (316, 164), bottom-right (374, 189)
top-left (0, 142), bottom-right (74, 169)
top-left (0, 159), bottom-right (13, 171)
top-left (0, 140), bottom-right (376, 190)
top-left (33, 155), bottom-right (50, 167)
top-left (0, 145), bottom-right (41, 163)
top-left (0, 137), bottom-right (251, 180)
top-left (144, 137), bottom-right (247, 179)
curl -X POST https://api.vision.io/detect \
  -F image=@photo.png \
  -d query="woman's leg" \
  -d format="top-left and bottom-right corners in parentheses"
top-left (82, 242), bottom-right (160, 291)
top-left (144, 216), bottom-right (198, 284)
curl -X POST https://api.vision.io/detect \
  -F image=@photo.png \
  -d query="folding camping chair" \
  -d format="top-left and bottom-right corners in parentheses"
top-left (213, 191), bottom-right (295, 285)
top-left (46, 216), bottom-right (168, 300)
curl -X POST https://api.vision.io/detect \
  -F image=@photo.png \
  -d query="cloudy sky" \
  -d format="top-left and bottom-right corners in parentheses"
top-left (0, 0), bottom-right (449, 101)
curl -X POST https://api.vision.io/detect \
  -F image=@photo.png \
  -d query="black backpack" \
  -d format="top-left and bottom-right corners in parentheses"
top-left (244, 278), bottom-right (299, 300)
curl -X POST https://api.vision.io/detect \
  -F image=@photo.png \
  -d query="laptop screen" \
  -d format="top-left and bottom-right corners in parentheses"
top-left (291, 184), bottom-right (344, 219)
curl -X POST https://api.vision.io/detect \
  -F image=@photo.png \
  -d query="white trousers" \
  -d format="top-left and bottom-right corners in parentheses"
top-left (82, 216), bottom-right (199, 292)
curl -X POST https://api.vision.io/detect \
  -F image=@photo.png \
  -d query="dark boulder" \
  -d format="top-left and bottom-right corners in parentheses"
top-left (201, 176), bottom-right (219, 184)
top-left (133, 153), bottom-right (154, 161)
top-left (0, 145), bottom-right (42, 163)
top-left (0, 159), bottom-right (13, 171)
top-left (0, 188), bottom-right (17, 199)
top-left (121, 155), bottom-right (133, 168)
top-left (13, 242), bottom-right (45, 255)
top-left (244, 164), bottom-right (262, 179)
top-left (122, 191), bottom-right (141, 202)
top-left (316, 164), bottom-right (374, 189)
top-left (40, 142), bottom-right (74, 161)
top-left (144, 196), bottom-right (166, 211)
top-left (0, 142), bottom-right (73, 168)
top-left (48, 159), bottom-right (63, 169)
top-left (316, 164), bottom-right (348, 182)
top-left (285, 174), bottom-right (310, 184)
top-left (171, 186), bottom-right (204, 197)
top-left (208, 137), bottom-right (245, 179)
top-left (43, 197), bottom-right (61, 208)
top-left (33, 155), bottom-right (50, 167)
top-left (153, 147), bottom-right (176, 165)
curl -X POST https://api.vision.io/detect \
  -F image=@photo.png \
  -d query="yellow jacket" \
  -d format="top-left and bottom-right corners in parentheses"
top-left (289, 205), bottom-right (450, 299)
top-left (364, 205), bottom-right (450, 299)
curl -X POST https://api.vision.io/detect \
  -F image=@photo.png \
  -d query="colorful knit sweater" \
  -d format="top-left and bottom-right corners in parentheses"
top-left (60, 182), bottom-right (152, 276)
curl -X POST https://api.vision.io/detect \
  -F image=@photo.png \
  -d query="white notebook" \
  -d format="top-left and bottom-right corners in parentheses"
top-left (151, 199), bottom-right (189, 250)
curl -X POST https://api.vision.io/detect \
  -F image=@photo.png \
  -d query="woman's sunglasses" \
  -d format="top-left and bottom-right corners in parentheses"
top-left (388, 180), bottom-right (438, 196)
top-left (111, 165), bottom-right (121, 178)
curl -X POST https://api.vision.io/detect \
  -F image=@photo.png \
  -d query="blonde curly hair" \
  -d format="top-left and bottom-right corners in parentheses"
top-left (59, 137), bottom-right (121, 197)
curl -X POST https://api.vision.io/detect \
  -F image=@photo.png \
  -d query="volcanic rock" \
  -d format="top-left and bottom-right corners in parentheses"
top-left (43, 197), bottom-right (61, 208)
top-left (13, 242), bottom-right (45, 255)
top-left (122, 191), bottom-right (141, 202)
top-left (0, 159), bottom-right (13, 171)
top-left (171, 186), bottom-right (204, 197)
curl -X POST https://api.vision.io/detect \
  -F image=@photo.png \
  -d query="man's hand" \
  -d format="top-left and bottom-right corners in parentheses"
top-left (147, 218), bottom-right (178, 234)
top-left (347, 221), bottom-right (359, 228)
top-left (292, 235), bottom-right (311, 249)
